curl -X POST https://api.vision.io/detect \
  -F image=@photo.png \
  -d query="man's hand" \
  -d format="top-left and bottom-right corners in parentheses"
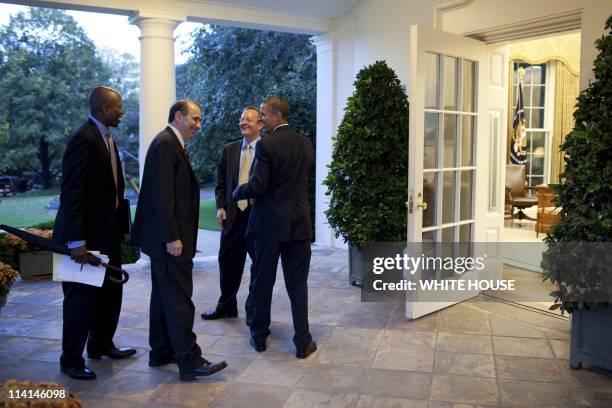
top-left (217, 208), bottom-right (227, 229)
top-left (166, 240), bottom-right (183, 257)
top-left (70, 245), bottom-right (89, 264)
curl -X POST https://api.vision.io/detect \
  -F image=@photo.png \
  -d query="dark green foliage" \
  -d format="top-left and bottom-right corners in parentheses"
top-left (540, 15), bottom-right (612, 313)
top-left (0, 8), bottom-right (111, 188)
top-left (120, 237), bottom-right (140, 265)
top-left (176, 25), bottom-right (316, 182)
top-left (323, 61), bottom-right (409, 247)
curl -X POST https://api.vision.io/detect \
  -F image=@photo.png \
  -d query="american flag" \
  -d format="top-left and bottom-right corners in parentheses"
top-left (510, 81), bottom-right (527, 165)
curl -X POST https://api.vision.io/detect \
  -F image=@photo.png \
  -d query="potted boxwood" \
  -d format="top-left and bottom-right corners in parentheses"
top-left (323, 60), bottom-right (409, 286)
top-left (540, 15), bottom-right (612, 371)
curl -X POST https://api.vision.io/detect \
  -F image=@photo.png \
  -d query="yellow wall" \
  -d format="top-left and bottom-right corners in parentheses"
top-left (508, 31), bottom-right (581, 74)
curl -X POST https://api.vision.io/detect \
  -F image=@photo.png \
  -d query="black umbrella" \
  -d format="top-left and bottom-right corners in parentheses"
top-left (0, 224), bottom-right (128, 284)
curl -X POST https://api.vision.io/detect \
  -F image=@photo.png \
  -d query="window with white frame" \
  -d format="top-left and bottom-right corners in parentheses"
top-left (512, 62), bottom-right (550, 186)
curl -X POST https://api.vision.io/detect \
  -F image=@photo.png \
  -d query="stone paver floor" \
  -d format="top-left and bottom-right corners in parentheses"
top-left (1, 232), bottom-right (611, 407)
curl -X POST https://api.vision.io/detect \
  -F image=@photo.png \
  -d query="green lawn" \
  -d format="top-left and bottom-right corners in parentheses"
top-left (199, 199), bottom-right (220, 231)
top-left (0, 188), bottom-right (59, 227)
top-left (0, 189), bottom-right (220, 231)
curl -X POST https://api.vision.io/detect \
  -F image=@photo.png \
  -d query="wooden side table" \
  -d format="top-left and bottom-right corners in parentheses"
top-left (536, 184), bottom-right (561, 237)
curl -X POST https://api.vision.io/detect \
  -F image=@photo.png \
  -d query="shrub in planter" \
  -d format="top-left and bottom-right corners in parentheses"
top-left (540, 15), bottom-right (612, 313)
top-left (540, 15), bottom-right (612, 371)
top-left (0, 261), bottom-right (19, 310)
top-left (324, 61), bottom-right (409, 284)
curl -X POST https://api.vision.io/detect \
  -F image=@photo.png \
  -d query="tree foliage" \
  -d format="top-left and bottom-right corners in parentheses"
top-left (541, 15), bottom-right (612, 313)
top-left (98, 48), bottom-right (140, 177)
top-left (0, 8), bottom-right (111, 188)
top-left (324, 61), bottom-right (409, 247)
top-left (176, 25), bottom-right (316, 182)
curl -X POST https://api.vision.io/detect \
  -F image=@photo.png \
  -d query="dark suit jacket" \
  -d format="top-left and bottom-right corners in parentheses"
top-left (131, 127), bottom-right (200, 262)
top-left (216, 138), bottom-right (247, 235)
top-left (53, 119), bottom-right (128, 253)
top-left (233, 125), bottom-right (313, 242)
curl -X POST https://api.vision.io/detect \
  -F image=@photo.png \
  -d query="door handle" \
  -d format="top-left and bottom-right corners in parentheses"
top-left (417, 201), bottom-right (428, 210)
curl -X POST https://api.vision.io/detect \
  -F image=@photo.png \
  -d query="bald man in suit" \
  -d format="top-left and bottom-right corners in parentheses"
top-left (201, 106), bottom-right (261, 326)
top-left (131, 100), bottom-right (227, 382)
top-left (53, 86), bottom-right (136, 380)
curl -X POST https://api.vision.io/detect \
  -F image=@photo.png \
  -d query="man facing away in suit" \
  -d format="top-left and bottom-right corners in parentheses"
top-left (233, 96), bottom-right (316, 359)
top-left (53, 86), bottom-right (136, 380)
top-left (131, 100), bottom-right (227, 382)
top-left (201, 106), bottom-right (261, 325)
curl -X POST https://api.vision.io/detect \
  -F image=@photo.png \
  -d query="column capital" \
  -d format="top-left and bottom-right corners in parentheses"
top-left (129, 9), bottom-right (186, 35)
top-left (312, 32), bottom-right (334, 55)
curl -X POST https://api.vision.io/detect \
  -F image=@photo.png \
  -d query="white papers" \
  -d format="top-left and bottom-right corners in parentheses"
top-left (52, 252), bottom-right (107, 287)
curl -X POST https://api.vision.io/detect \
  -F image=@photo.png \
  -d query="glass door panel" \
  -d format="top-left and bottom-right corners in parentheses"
top-left (425, 53), bottom-right (440, 109)
top-left (424, 113), bottom-right (439, 169)
top-left (442, 171), bottom-right (456, 224)
top-left (422, 52), bottom-right (477, 240)
top-left (443, 56), bottom-right (458, 110)
top-left (443, 114), bottom-right (458, 167)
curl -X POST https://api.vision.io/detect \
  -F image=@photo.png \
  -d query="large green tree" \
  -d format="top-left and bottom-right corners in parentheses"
top-left (176, 25), bottom-right (316, 182)
top-left (99, 48), bottom-right (140, 178)
top-left (0, 8), bottom-right (110, 188)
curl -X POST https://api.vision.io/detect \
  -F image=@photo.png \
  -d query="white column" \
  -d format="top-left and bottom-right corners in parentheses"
top-left (313, 33), bottom-right (338, 247)
top-left (130, 11), bottom-right (185, 178)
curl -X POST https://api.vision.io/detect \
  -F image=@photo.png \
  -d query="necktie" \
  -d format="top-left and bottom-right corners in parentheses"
top-left (106, 131), bottom-right (119, 208)
top-left (237, 144), bottom-right (251, 211)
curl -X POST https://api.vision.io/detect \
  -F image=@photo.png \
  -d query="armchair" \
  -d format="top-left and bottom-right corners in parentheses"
top-left (505, 164), bottom-right (537, 221)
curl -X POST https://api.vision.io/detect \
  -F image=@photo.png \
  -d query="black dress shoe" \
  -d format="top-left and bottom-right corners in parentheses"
top-left (250, 337), bottom-right (266, 352)
top-left (88, 347), bottom-right (137, 360)
top-left (180, 360), bottom-right (228, 381)
top-left (296, 341), bottom-right (317, 359)
top-left (201, 308), bottom-right (238, 320)
top-left (61, 365), bottom-right (96, 380)
top-left (149, 355), bottom-right (177, 367)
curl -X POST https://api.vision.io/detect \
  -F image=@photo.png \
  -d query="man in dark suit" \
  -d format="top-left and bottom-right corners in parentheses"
top-left (53, 86), bottom-right (136, 380)
top-left (131, 100), bottom-right (227, 382)
top-left (233, 96), bottom-right (316, 359)
top-left (201, 106), bottom-right (261, 325)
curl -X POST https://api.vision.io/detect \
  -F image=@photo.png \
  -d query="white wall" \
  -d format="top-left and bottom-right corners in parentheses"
top-left (441, 0), bottom-right (584, 35)
top-left (579, 0), bottom-right (612, 90)
top-left (317, 0), bottom-right (446, 248)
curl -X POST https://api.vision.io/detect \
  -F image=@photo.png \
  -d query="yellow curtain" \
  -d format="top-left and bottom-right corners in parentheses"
top-left (551, 61), bottom-right (579, 183)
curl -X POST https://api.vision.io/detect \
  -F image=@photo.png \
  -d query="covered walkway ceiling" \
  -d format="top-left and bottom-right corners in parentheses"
top-left (6, 0), bottom-right (362, 33)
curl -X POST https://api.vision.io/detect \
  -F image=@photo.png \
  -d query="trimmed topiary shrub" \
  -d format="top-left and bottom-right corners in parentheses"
top-left (540, 15), bottom-right (612, 313)
top-left (323, 60), bottom-right (409, 247)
